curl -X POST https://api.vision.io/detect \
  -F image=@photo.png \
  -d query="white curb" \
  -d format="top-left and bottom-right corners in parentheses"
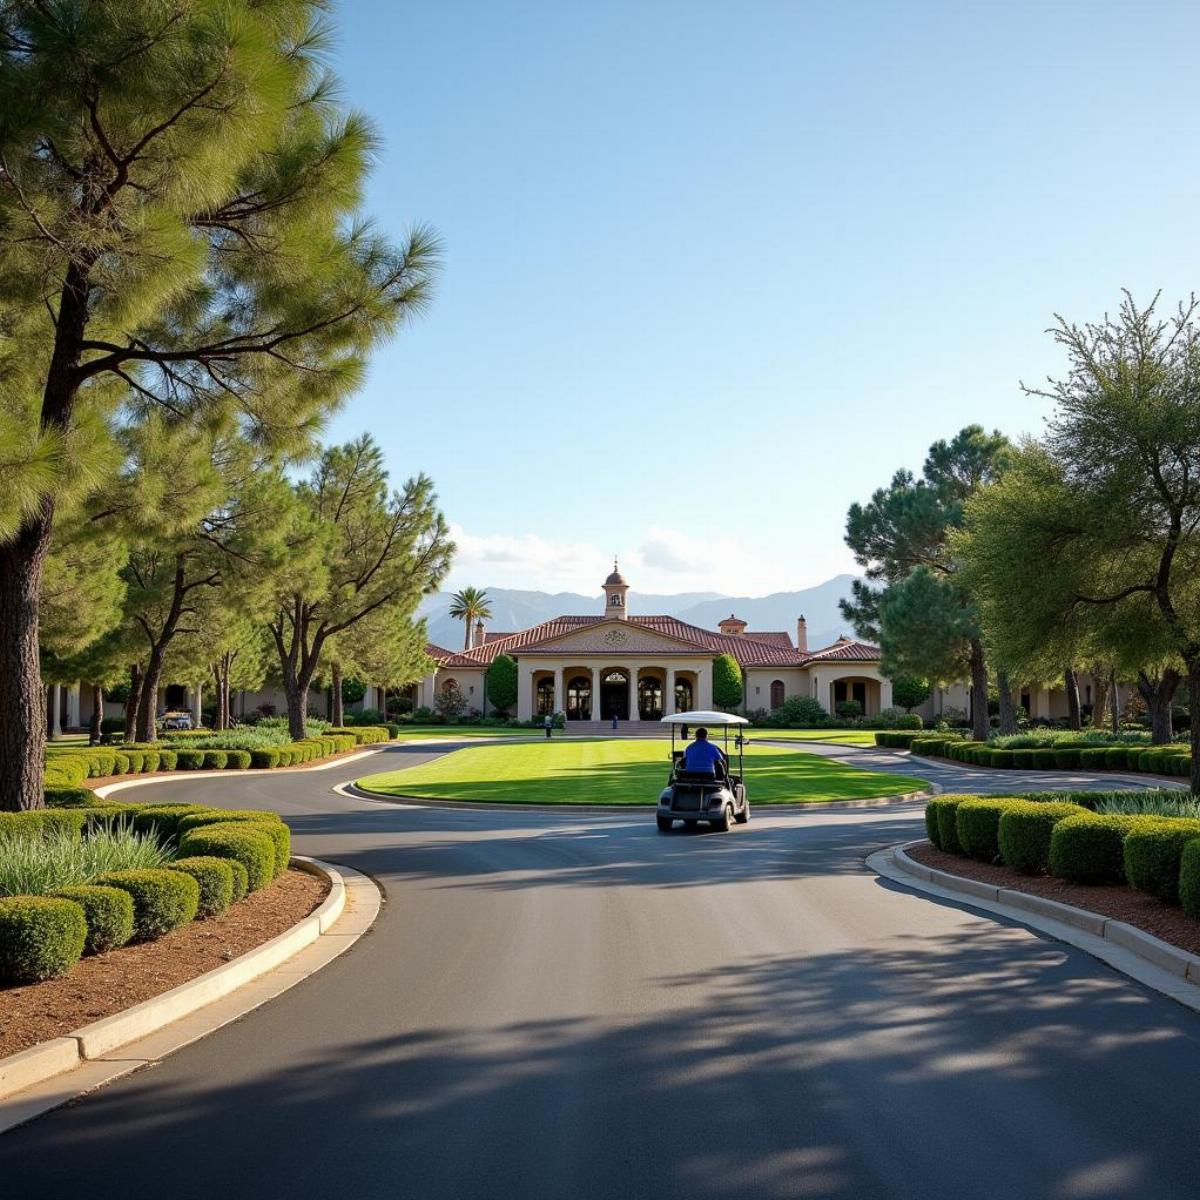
top-left (871, 839), bottom-right (1200, 1012)
top-left (0, 856), bottom-right (380, 1134)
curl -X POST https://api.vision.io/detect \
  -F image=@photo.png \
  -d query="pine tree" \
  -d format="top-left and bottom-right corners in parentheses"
top-left (0, 3), bottom-right (438, 808)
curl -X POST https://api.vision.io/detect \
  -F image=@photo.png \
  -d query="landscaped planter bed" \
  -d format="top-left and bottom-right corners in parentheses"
top-left (907, 840), bottom-right (1200, 958)
top-left (0, 867), bottom-right (327, 1060)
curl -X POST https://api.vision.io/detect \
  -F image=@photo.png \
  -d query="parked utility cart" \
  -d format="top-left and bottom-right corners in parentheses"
top-left (657, 710), bottom-right (750, 832)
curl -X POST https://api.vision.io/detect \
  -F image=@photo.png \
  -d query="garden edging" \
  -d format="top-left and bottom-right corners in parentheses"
top-left (870, 838), bottom-right (1200, 1013)
top-left (0, 855), bottom-right (381, 1134)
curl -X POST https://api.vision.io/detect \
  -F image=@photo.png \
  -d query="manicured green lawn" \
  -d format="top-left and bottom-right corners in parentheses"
top-left (358, 738), bottom-right (925, 805)
top-left (740, 729), bottom-right (880, 747)
top-left (390, 726), bottom-right (536, 739)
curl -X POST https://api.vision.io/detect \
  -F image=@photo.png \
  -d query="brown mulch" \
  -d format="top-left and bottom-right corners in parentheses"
top-left (908, 841), bottom-right (1200, 957)
top-left (0, 868), bottom-right (328, 1059)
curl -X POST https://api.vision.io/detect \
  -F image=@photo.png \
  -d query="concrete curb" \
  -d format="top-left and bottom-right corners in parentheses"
top-left (0, 855), bottom-right (380, 1134)
top-left (92, 747), bottom-right (385, 799)
top-left (870, 839), bottom-right (1200, 1013)
top-left (343, 779), bottom-right (937, 814)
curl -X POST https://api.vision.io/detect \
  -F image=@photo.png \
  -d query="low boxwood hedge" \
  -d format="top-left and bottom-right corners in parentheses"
top-left (0, 895), bottom-right (88, 982)
top-left (130, 804), bottom-right (210, 840)
top-left (175, 811), bottom-right (290, 877)
top-left (956, 797), bottom-right (1021, 862)
top-left (998, 801), bottom-right (1086, 874)
top-left (250, 748), bottom-right (281, 769)
top-left (1078, 747), bottom-right (1111, 769)
top-left (1123, 819), bottom-right (1200, 904)
top-left (224, 750), bottom-right (252, 769)
top-left (174, 749), bottom-right (205, 770)
top-left (227, 858), bottom-right (250, 902)
top-left (925, 795), bottom-right (968, 853)
top-left (168, 856), bottom-right (235, 917)
top-left (52, 884), bottom-right (135, 953)
top-left (1048, 813), bottom-right (1155, 885)
top-left (155, 748), bottom-right (178, 770)
top-left (178, 823), bottom-right (276, 891)
top-left (0, 808), bottom-right (87, 839)
top-left (92, 869), bottom-right (200, 940)
top-left (44, 784), bottom-right (98, 808)
top-left (1054, 749), bottom-right (1081, 769)
top-left (1180, 839), bottom-right (1200, 920)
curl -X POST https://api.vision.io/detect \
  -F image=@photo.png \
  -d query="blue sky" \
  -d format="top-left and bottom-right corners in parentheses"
top-left (324, 0), bottom-right (1200, 596)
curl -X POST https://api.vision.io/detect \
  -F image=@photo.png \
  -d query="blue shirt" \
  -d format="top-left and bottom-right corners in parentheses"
top-left (683, 739), bottom-right (723, 773)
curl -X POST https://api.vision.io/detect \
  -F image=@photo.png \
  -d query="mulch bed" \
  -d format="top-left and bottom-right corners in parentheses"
top-left (908, 841), bottom-right (1200, 957)
top-left (0, 868), bottom-right (328, 1060)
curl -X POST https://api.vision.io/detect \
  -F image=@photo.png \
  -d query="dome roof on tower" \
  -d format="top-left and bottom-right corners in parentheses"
top-left (605, 559), bottom-right (627, 586)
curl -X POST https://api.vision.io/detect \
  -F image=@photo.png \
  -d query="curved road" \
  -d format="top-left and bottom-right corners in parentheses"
top-left (4, 741), bottom-right (1199, 1199)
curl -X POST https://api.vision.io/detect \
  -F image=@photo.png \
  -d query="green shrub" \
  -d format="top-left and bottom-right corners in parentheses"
top-left (224, 750), bottom-right (252, 769)
top-left (199, 750), bottom-right (226, 770)
top-left (0, 808), bottom-right (87, 840)
top-left (111, 751), bottom-right (131, 775)
top-left (1011, 749), bottom-right (1038, 768)
top-left (52, 884), bottom-right (134, 953)
top-left (44, 785), bottom-right (98, 808)
top-left (123, 750), bottom-right (146, 773)
top-left (227, 858), bottom-right (250, 902)
top-left (178, 823), bottom-right (275, 891)
top-left (1031, 749), bottom-right (1060, 769)
top-left (176, 811), bottom-right (289, 877)
top-left (1123, 819), bottom-right (1200, 903)
top-left (139, 750), bottom-right (160, 772)
top-left (92, 869), bottom-right (200, 939)
top-left (43, 756), bottom-right (88, 787)
top-left (251, 748), bottom-right (281, 769)
top-left (168, 856), bottom-right (235, 917)
top-left (1048, 813), bottom-right (1153, 885)
top-left (998, 801), bottom-right (1086, 873)
top-left (155, 748), bottom-right (178, 770)
top-left (0, 895), bottom-right (87, 982)
top-left (1054, 749), bottom-right (1081, 769)
top-left (1104, 747), bottom-right (1130, 770)
top-left (956, 798), bottom-right (1021, 862)
top-left (131, 804), bottom-right (210, 840)
top-left (1179, 839), bottom-right (1200, 920)
top-left (926, 795), bottom-right (969, 854)
top-left (989, 749), bottom-right (1016, 769)
top-left (1169, 753), bottom-right (1192, 776)
top-left (174, 749), bottom-right (205, 770)
top-left (1078, 747), bottom-right (1110, 769)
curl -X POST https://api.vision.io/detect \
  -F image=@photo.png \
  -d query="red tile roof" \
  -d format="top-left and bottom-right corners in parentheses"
top-left (425, 643), bottom-right (482, 668)
top-left (439, 617), bottom-right (879, 670)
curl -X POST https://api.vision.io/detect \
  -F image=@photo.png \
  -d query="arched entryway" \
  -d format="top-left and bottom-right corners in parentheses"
top-left (600, 670), bottom-right (629, 720)
top-left (566, 675), bottom-right (592, 721)
top-left (535, 677), bottom-right (555, 716)
top-left (638, 676), bottom-right (663, 720)
top-left (674, 677), bottom-right (694, 713)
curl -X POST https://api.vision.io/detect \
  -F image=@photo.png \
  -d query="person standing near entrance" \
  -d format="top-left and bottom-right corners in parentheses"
top-left (611, 711), bottom-right (618, 731)
top-left (544, 713), bottom-right (553, 739)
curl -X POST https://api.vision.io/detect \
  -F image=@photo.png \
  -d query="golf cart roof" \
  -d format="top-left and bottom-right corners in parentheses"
top-left (661, 711), bottom-right (749, 727)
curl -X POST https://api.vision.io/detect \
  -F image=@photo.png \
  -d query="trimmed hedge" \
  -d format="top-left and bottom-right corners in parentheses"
top-left (227, 858), bottom-right (250, 902)
top-left (1053, 749), bottom-right (1081, 769)
top-left (1048, 814), bottom-right (1153, 885)
top-left (174, 749), bottom-right (205, 770)
top-left (1180, 839), bottom-right (1200, 920)
top-left (224, 749), bottom-right (252, 769)
top-left (926, 795), bottom-right (968, 853)
top-left (44, 784), bottom-right (97, 808)
top-left (956, 797), bottom-right (1021, 862)
top-left (998, 801), bottom-right (1086, 874)
top-left (178, 823), bottom-right (276, 891)
top-left (131, 804), bottom-right (211, 840)
top-left (251, 748), bottom-right (281, 769)
top-left (176, 811), bottom-right (289, 877)
top-left (0, 895), bottom-right (88, 981)
top-left (52, 884), bottom-right (135, 953)
top-left (0, 809), bottom-right (87, 839)
top-left (1123, 819), bottom-right (1200, 904)
top-left (168, 856), bottom-right (235, 917)
top-left (1078, 747), bottom-right (1111, 769)
top-left (92, 869), bottom-right (200, 940)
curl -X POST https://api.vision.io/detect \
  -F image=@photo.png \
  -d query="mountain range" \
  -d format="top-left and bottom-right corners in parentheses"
top-left (419, 574), bottom-right (862, 653)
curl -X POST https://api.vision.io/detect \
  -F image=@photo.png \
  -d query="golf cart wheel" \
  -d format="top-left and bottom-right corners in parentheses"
top-left (656, 815), bottom-right (674, 833)
top-left (735, 802), bottom-right (750, 825)
top-left (713, 804), bottom-right (733, 832)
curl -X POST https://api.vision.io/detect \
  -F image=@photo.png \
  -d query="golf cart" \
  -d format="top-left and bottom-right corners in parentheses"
top-left (657, 711), bottom-right (750, 832)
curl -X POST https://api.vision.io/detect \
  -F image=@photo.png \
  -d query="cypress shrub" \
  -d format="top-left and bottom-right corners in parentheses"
top-left (0, 896), bottom-right (87, 982)
top-left (1048, 814), bottom-right (1152, 885)
top-left (202, 750), bottom-right (228, 770)
top-left (52, 884), bottom-right (135, 953)
top-left (998, 801), bottom-right (1086, 874)
top-left (1054, 749), bottom-right (1081, 769)
top-left (178, 824), bottom-right (276, 891)
top-left (955, 798), bottom-right (1021, 862)
top-left (168, 857), bottom-right (235, 917)
top-left (251, 748), bottom-right (281, 769)
top-left (1179, 839), bottom-right (1200, 921)
top-left (926, 795), bottom-right (969, 854)
top-left (1123, 819), bottom-right (1200, 904)
top-left (225, 750), bottom-right (252, 769)
top-left (92, 869), bottom-right (200, 940)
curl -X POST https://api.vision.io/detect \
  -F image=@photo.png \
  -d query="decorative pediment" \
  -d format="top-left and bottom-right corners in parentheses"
top-left (519, 620), bottom-right (709, 656)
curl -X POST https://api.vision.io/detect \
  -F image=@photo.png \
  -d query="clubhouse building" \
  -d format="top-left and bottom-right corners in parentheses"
top-left (413, 564), bottom-right (891, 724)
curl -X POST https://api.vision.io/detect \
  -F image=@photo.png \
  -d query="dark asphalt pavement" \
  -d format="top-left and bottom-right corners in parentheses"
top-left (3, 740), bottom-right (1198, 1200)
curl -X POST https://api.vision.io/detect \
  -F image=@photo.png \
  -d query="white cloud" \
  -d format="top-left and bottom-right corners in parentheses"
top-left (443, 523), bottom-right (856, 596)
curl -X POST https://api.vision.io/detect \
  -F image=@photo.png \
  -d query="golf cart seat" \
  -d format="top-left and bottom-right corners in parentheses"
top-left (673, 768), bottom-right (725, 785)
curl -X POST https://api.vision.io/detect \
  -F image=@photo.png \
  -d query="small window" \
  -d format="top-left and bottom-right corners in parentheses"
top-left (441, 678), bottom-right (459, 694)
top-left (770, 679), bottom-right (785, 709)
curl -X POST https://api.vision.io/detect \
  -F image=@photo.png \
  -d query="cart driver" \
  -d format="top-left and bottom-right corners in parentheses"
top-left (683, 727), bottom-right (727, 777)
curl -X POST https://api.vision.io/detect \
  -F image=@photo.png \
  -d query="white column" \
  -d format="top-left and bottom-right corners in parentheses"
top-left (591, 668), bottom-right (601, 722)
top-left (553, 667), bottom-right (563, 717)
top-left (517, 662), bottom-right (534, 721)
top-left (192, 683), bottom-right (203, 728)
top-left (66, 683), bottom-right (81, 730)
top-left (628, 669), bottom-right (638, 722)
top-left (49, 683), bottom-right (62, 739)
top-left (696, 664), bottom-right (713, 710)
top-left (879, 676), bottom-right (893, 714)
top-left (666, 668), bottom-right (677, 716)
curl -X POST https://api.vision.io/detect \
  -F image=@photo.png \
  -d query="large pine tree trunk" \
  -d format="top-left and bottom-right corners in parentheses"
top-left (1092, 671), bottom-right (1109, 732)
top-left (90, 685), bottom-right (104, 745)
top-left (124, 663), bottom-right (141, 739)
top-left (212, 662), bottom-right (226, 731)
top-left (968, 639), bottom-right (989, 742)
top-left (996, 670), bottom-right (1017, 734)
top-left (0, 518), bottom-right (52, 811)
top-left (1137, 670), bottom-right (1178, 745)
top-left (331, 661), bottom-right (345, 726)
top-left (1064, 668), bottom-right (1082, 731)
top-left (137, 644), bottom-right (168, 743)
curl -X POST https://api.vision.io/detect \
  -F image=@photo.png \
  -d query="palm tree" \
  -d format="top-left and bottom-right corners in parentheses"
top-left (448, 586), bottom-right (493, 650)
